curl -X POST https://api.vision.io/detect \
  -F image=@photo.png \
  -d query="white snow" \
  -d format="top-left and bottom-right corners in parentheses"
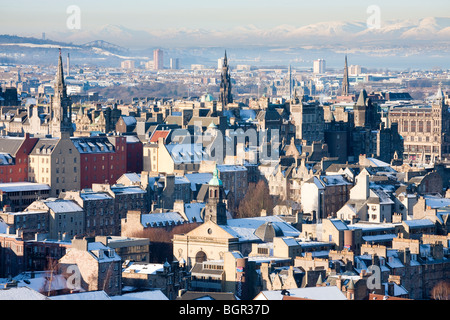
top-left (254, 286), bottom-right (347, 300)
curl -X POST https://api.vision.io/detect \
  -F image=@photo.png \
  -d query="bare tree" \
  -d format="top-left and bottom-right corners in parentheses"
top-left (236, 180), bottom-right (274, 218)
top-left (41, 257), bottom-right (59, 297)
top-left (129, 223), bottom-right (201, 263)
top-left (431, 280), bottom-right (450, 300)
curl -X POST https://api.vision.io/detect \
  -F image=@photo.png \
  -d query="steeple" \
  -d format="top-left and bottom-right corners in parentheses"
top-left (205, 163), bottom-right (227, 225)
top-left (51, 48), bottom-right (73, 138)
top-left (56, 48), bottom-right (66, 94)
top-left (288, 65), bottom-right (292, 100)
top-left (342, 55), bottom-right (350, 96)
top-left (219, 50), bottom-right (232, 107)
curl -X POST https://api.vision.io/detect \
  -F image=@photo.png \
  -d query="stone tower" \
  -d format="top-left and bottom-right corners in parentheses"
top-left (204, 165), bottom-right (227, 225)
top-left (353, 88), bottom-right (379, 129)
top-left (219, 51), bottom-right (233, 107)
top-left (50, 49), bottom-right (73, 138)
top-left (431, 83), bottom-right (449, 158)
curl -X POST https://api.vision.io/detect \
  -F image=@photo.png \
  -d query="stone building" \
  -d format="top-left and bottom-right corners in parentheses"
top-left (290, 95), bottom-right (325, 144)
top-left (301, 174), bottom-right (352, 220)
top-left (73, 104), bottom-right (122, 136)
top-left (95, 235), bottom-right (150, 263)
top-left (0, 182), bottom-right (50, 212)
top-left (61, 190), bottom-right (117, 237)
top-left (91, 183), bottom-right (147, 226)
top-left (122, 260), bottom-right (189, 300)
top-left (388, 85), bottom-right (450, 162)
top-left (28, 136), bottom-right (80, 197)
top-left (27, 198), bottom-right (84, 240)
top-left (59, 237), bottom-right (122, 296)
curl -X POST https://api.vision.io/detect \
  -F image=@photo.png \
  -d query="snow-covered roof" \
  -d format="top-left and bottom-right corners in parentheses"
top-left (3, 271), bottom-right (70, 293)
top-left (362, 234), bottom-right (397, 243)
top-left (184, 202), bottom-right (205, 223)
top-left (220, 215), bottom-right (301, 242)
top-left (50, 291), bottom-right (111, 300)
top-left (366, 157), bottom-right (392, 168)
top-left (280, 237), bottom-right (299, 247)
top-left (330, 219), bottom-right (349, 231)
top-left (254, 286), bottom-right (347, 300)
top-left (403, 219), bottom-right (435, 228)
top-left (217, 164), bottom-right (247, 172)
top-left (424, 196), bottom-right (450, 209)
top-left (87, 242), bottom-right (121, 262)
top-left (0, 287), bottom-right (49, 300)
top-left (80, 192), bottom-right (113, 201)
top-left (71, 137), bottom-right (115, 154)
top-left (0, 182), bottom-right (50, 192)
top-left (141, 212), bottom-right (186, 228)
top-left (44, 199), bottom-right (83, 213)
top-left (0, 153), bottom-right (14, 166)
top-left (120, 173), bottom-right (141, 184)
top-left (174, 176), bottom-right (190, 185)
top-left (320, 175), bottom-right (352, 186)
top-left (122, 116), bottom-right (137, 126)
top-left (383, 282), bottom-right (408, 297)
top-left (123, 262), bottom-right (164, 275)
top-left (166, 143), bottom-right (207, 164)
top-left (111, 290), bottom-right (168, 300)
top-left (185, 173), bottom-right (213, 191)
top-left (110, 185), bottom-right (146, 195)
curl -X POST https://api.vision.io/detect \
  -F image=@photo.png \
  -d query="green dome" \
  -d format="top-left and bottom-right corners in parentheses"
top-left (201, 93), bottom-right (214, 102)
top-left (209, 166), bottom-right (222, 186)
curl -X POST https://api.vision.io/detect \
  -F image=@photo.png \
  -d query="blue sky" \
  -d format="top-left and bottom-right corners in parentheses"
top-left (2, 0), bottom-right (449, 33)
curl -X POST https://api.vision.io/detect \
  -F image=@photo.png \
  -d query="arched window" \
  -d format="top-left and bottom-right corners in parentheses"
top-left (195, 251), bottom-right (207, 263)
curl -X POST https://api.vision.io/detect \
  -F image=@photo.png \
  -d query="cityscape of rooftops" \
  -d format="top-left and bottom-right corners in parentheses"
top-left (0, 0), bottom-right (448, 307)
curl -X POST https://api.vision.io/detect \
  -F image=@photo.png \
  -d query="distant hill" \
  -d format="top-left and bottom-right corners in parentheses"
top-left (0, 34), bottom-right (79, 47)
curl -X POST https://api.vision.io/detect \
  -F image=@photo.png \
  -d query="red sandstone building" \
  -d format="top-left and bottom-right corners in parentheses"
top-left (0, 133), bottom-right (38, 183)
top-left (71, 136), bottom-right (127, 189)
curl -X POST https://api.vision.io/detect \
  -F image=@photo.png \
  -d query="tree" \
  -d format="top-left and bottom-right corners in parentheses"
top-left (129, 223), bottom-right (201, 263)
top-left (236, 180), bottom-right (274, 219)
top-left (41, 257), bottom-right (59, 297)
top-left (431, 280), bottom-right (450, 300)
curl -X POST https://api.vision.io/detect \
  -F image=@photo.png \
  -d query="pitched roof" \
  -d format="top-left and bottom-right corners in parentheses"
top-left (149, 130), bottom-right (170, 143)
top-left (0, 287), bottom-right (50, 300)
top-left (30, 138), bottom-right (59, 155)
top-left (0, 136), bottom-right (25, 156)
top-left (71, 137), bottom-right (115, 154)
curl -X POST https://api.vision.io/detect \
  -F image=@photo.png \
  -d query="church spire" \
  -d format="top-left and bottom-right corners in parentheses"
top-left (342, 55), bottom-right (350, 96)
top-left (51, 48), bottom-right (73, 138)
top-left (56, 48), bottom-right (66, 93)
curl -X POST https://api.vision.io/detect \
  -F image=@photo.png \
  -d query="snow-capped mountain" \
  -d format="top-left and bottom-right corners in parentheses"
top-left (33, 17), bottom-right (450, 48)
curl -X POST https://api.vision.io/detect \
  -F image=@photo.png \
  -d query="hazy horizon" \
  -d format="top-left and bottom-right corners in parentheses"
top-left (1, 0), bottom-right (450, 48)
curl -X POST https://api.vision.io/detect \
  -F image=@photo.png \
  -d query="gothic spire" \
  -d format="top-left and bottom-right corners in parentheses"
top-left (55, 48), bottom-right (66, 94)
top-left (342, 54), bottom-right (350, 96)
